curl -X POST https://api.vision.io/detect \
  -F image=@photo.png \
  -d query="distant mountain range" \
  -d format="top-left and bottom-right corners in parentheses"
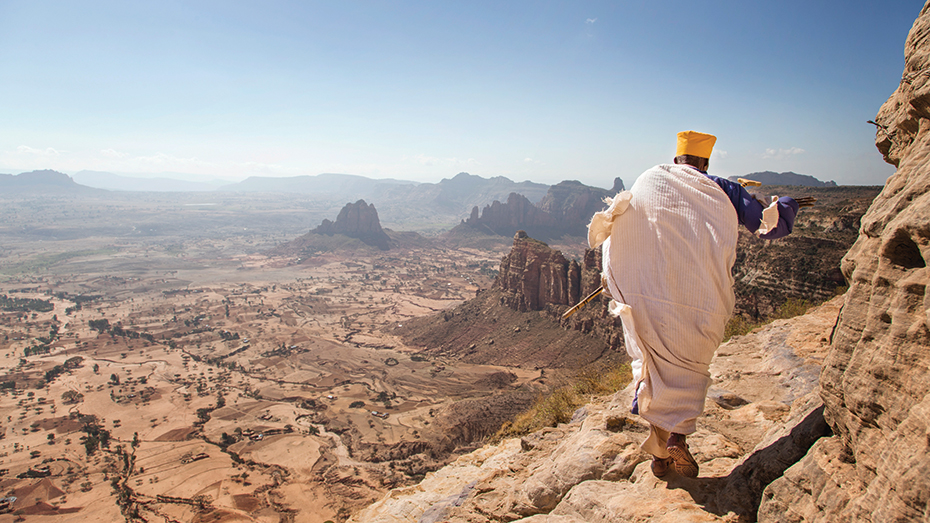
top-left (0, 169), bottom-right (102, 195)
top-left (1, 169), bottom-right (842, 234)
top-left (73, 170), bottom-right (227, 192)
top-left (728, 171), bottom-right (837, 187)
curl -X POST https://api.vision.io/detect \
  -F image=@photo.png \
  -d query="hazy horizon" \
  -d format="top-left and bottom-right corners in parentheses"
top-left (1, 1), bottom-right (921, 187)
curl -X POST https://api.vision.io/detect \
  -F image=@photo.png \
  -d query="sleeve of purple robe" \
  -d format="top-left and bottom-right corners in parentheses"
top-left (703, 174), bottom-right (800, 240)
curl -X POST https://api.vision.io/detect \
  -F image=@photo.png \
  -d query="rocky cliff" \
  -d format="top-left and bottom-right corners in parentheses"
top-left (450, 180), bottom-right (620, 242)
top-left (494, 231), bottom-right (583, 312)
top-left (758, 5), bottom-right (930, 521)
top-left (456, 192), bottom-right (560, 241)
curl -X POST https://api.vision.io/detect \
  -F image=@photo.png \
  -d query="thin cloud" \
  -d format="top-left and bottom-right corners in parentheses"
top-left (762, 147), bottom-right (805, 159)
top-left (16, 145), bottom-right (61, 157)
top-left (586, 18), bottom-right (597, 24)
top-left (100, 148), bottom-right (128, 159)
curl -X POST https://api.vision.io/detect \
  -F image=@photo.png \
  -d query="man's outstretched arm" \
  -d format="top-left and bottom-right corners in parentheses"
top-left (704, 174), bottom-right (800, 240)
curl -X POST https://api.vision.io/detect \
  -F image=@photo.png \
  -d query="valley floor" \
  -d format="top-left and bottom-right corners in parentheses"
top-left (0, 244), bottom-right (548, 522)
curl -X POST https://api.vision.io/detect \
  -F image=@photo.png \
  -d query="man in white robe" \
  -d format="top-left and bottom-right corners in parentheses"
top-left (589, 131), bottom-right (805, 478)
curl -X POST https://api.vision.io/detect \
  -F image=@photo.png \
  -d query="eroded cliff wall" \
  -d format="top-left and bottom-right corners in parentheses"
top-left (760, 4), bottom-right (930, 521)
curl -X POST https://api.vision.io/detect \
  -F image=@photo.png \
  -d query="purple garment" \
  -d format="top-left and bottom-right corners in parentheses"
top-left (702, 173), bottom-right (799, 239)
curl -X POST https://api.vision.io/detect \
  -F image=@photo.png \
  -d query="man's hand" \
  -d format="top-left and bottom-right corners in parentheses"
top-left (795, 196), bottom-right (817, 208)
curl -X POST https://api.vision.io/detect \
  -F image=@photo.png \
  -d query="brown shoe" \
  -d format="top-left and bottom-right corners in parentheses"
top-left (667, 433), bottom-right (699, 478)
top-left (650, 456), bottom-right (673, 478)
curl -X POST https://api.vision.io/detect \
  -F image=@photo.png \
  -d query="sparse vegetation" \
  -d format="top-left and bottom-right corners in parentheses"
top-left (723, 297), bottom-right (820, 341)
top-left (0, 295), bottom-right (53, 313)
top-left (494, 364), bottom-right (630, 441)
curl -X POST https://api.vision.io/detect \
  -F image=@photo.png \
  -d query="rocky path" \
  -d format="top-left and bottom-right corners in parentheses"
top-left (351, 296), bottom-right (842, 523)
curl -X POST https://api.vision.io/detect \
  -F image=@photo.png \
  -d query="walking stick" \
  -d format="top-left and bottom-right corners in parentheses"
top-left (561, 286), bottom-right (605, 319)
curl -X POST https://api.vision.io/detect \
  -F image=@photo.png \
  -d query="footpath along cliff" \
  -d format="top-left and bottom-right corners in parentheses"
top-left (351, 5), bottom-right (930, 521)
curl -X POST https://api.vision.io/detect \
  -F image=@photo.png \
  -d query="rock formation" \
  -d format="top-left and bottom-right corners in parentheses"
top-left (494, 232), bottom-right (623, 349)
top-left (451, 180), bottom-right (619, 241)
top-left (759, 5), bottom-right (930, 521)
top-left (458, 193), bottom-right (560, 240)
top-left (537, 181), bottom-right (616, 237)
top-left (395, 232), bottom-right (623, 371)
top-left (312, 199), bottom-right (392, 250)
top-left (495, 231), bottom-right (582, 312)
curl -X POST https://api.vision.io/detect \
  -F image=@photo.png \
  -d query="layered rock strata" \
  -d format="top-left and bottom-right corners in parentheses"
top-left (494, 231), bottom-right (583, 312)
top-left (494, 232), bottom-right (622, 350)
top-left (759, 4), bottom-right (930, 521)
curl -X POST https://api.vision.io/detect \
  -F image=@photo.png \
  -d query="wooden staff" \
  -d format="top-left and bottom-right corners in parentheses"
top-left (561, 286), bottom-right (605, 319)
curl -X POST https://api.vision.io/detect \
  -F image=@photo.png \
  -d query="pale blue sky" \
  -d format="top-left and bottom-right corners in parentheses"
top-left (0, 1), bottom-right (922, 186)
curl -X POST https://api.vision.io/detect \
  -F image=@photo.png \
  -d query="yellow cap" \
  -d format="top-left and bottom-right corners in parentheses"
top-left (676, 131), bottom-right (716, 158)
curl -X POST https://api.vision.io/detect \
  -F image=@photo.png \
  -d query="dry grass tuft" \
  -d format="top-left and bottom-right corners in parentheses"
top-left (723, 297), bottom-right (821, 341)
top-left (493, 363), bottom-right (631, 442)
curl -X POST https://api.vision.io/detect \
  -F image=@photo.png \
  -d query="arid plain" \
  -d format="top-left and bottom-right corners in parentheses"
top-left (0, 192), bottom-right (545, 522)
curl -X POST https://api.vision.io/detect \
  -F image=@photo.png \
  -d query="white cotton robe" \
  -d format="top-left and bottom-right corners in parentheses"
top-left (598, 164), bottom-right (738, 434)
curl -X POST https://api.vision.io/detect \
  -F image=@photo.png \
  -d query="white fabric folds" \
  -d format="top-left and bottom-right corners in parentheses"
top-left (588, 190), bottom-right (633, 249)
top-left (599, 164), bottom-right (738, 434)
top-left (756, 197), bottom-right (780, 236)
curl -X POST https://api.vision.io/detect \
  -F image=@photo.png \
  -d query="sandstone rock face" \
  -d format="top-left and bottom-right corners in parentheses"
top-left (495, 234), bottom-right (580, 311)
top-left (494, 233), bottom-right (607, 315)
top-left (758, 5), bottom-right (930, 522)
top-left (351, 298), bottom-right (842, 523)
top-left (312, 199), bottom-right (391, 250)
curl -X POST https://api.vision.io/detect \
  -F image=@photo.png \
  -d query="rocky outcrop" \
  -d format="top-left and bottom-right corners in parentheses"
top-left (494, 232), bottom-right (623, 350)
top-left (451, 180), bottom-right (622, 241)
top-left (495, 232), bottom-right (582, 312)
top-left (351, 298), bottom-right (842, 523)
top-left (312, 199), bottom-right (392, 250)
top-left (758, 5), bottom-right (930, 521)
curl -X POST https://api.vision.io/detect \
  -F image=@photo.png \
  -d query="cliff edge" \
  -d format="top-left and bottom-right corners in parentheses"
top-left (759, 4), bottom-right (930, 521)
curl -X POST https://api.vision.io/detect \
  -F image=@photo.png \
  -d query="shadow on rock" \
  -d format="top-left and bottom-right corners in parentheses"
top-left (717, 404), bottom-right (830, 520)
